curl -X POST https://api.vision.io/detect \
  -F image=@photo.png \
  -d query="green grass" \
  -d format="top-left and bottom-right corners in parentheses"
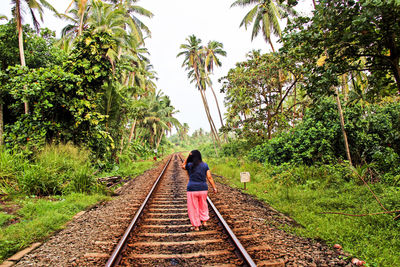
top-left (206, 157), bottom-right (400, 267)
top-left (0, 193), bottom-right (109, 261)
top-left (99, 158), bottom-right (155, 179)
top-left (0, 212), bottom-right (15, 227)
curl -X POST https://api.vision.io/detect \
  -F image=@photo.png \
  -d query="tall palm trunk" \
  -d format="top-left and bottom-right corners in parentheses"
top-left (199, 88), bottom-right (219, 143)
top-left (78, 0), bottom-right (88, 35)
top-left (334, 87), bottom-right (352, 166)
top-left (208, 83), bottom-right (224, 128)
top-left (208, 83), bottom-right (228, 143)
top-left (193, 69), bottom-right (220, 145)
top-left (197, 87), bottom-right (220, 156)
top-left (16, 1), bottom-right (29, 114)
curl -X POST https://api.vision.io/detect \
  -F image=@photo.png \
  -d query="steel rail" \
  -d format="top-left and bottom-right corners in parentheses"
top-left (178, 154), bottom-right (256, 267)
top-left (105, 155), bottom-right (173, 267)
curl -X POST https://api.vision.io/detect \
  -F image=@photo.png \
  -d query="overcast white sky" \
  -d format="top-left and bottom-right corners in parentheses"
top-left (1, 0), bottom-right (313, 134)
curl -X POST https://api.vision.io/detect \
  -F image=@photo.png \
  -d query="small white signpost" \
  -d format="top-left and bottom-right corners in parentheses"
top-left (240, 172), bottom-right (250, 190)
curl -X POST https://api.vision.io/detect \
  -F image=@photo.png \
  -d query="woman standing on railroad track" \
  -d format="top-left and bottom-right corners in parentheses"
top-left (182, 150), bottom-right (218, 231)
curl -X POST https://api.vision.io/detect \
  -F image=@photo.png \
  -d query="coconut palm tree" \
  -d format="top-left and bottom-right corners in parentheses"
top-left (61, 2), bottom-right (89, 39)
top-left (106, 0), bottom-right (153, 43)
top-left (177, 35), bottom-right (221, 147)
top-left (134, 91), bottom-right (180, 149)
top-left (203, 40), bottom-right (227, 129)
top-left (65, 0), bottom-right (90, 36)
top-left (231, 0), bottom-right (294, 52)
top-left (11, 0), bottom-right (58, 114)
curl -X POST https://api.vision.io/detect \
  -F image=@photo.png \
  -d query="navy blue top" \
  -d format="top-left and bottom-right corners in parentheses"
top-left (186, 162), bottom-right (209, 191)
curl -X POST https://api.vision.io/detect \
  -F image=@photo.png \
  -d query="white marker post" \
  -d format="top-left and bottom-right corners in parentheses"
top-left (240, 172), bottom-right (250, 190)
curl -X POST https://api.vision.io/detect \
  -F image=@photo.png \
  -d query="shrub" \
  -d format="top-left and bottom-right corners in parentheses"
top-left (18, 144), bottom-right (96, 195)
top-left (0, 149), bottom-right (27, 194)
top-left (248, 98), bottom-right (400, 181)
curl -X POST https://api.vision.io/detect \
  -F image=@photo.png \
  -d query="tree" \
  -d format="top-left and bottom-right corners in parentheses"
top-left (204, 40), bottom-right (227, 129)
top-left (231, 0), bottom-right (293, 52)
top-left (220, 51), bottom-right (300, 143)
top-left (280, 0), bottom-right (400, 165)
top-left (65, 0), bottom-right (89, 36)
top-left (106, 0), bottom-right (153, 43)
top-left (0, 22), bottom-right (64, 148)
top-left (282, 0), bottom-right (400, 96)
top-left (177, 35), bottom-right (221, 149)
top-left (11, 0), bottom-right (58, 114)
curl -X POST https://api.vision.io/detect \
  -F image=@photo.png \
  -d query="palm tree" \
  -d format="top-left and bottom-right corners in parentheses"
top-left (179, 123), bottom-right (190, 141)
top-left (106, 0), bottom-right (153, 43)
top-left (204, 40), bottom-right (227, 129)
top-left (134, 91), bottom-right (180, 149)
top-left (231, 0), bottom-right (293, 52)
top-left (65, 0), bottom-right (89, 36)
top-left (62, 2), bottom-right (89, 39)
top-left (11, 0), bottom-right (58, 114)
top-left (0, 15), bottom-right (7, 21)
top-left (177, 35), bottom-right (221, 148)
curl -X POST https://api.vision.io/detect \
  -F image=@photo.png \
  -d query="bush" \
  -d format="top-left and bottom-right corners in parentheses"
top-left (248, 98), bottom-right (400, 181)
top-left (0, 149), bottom-right (27, 194)
top-left (220, 139), bottom-right (250, 157)
top-left (18, 144), bottom-right (96, 195)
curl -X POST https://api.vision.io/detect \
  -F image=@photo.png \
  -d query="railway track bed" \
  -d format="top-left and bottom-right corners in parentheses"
top-left (13, 154), bottom-right (351, 266)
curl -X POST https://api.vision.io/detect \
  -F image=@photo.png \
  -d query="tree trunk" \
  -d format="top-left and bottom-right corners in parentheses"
top-left (155, 131), bottom-right (164, 150)
top-left (391, 57), bottom-right (400, 94)
top-left (268, 38), bottom-right (275, 53)
top-left (334, 87), bottom-right (352, 166)
top-left (128, 119), bottom-right (137, 143)
top-left (208, 83), bottom-right (224, 128)
top-left (293, 85), bottom-right (297, 127)
top-left (17, 11), bottom-right (29, 114)
top-left (0, 103), bottom-right (3, 146)
top-left (193, 69), bottom-right (220, 145)
top-left (119, 135), bottom-right (124, 154)
top-left (199, 88), bottom-right (220, 144)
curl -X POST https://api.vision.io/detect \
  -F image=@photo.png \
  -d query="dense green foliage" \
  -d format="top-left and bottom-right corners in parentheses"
top-left (0, 143), bottom-right (157, 260)
top-left (1, 144), bottom-right (98, 196)
top-left (206, 156), bottom-right (400, 266)
top-left (281, 0), bottom-right (400, 97)
top-left (169, 128), bottom-right (215, 152)
top-left (0, 21), bottom-right (65, 70)
top-left (248, 99), bottom-right (400, 180)
top-left (220, 51), bottom-right (302, 143)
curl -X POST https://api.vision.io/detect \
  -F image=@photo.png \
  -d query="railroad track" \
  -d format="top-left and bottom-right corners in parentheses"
top-left (105, 153), bottom-right (257, 266)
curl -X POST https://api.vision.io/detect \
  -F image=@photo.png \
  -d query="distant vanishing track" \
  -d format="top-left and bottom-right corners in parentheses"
top-left (106, 154), bottom-right (256, 266)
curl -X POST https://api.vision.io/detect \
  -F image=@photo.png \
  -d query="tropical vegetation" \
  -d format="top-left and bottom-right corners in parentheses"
top-left (0, 0), bottom-right (181, 261)
top-left (179, 0), bottom-right (400, 265)
top-left (1, 0), bottom-right (400, 265)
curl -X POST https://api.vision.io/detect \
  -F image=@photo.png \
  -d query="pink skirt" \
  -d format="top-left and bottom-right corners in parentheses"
top-left (187, 191), bottom-right (209, 227)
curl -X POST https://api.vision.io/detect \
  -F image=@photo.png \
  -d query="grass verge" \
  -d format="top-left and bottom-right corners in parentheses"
top-left (0, 193), bottom-right (109, 261)
top-left (206, 156), bottom-right (400, 267)
top-left (0, 157), bottom-right (157, 262)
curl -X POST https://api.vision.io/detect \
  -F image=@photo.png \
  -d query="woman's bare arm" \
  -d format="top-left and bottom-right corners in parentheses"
top-left (181, 157), bottom-right (188, 170)
top-left (206, 170), bottom-right (217, 193)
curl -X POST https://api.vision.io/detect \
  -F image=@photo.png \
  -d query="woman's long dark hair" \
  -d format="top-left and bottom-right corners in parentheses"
top-left (187, 150), bottom-right (202, 168)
